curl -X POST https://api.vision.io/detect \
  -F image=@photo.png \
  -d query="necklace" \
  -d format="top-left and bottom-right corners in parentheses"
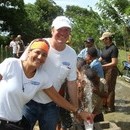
top-left (21, 61), bottom-right (36, 92)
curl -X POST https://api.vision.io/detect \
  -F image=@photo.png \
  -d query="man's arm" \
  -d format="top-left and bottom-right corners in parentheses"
top-left (67, 80), bottom-right (79, 108)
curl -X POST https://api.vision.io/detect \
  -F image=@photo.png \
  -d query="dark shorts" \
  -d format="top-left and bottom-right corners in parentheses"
top-left (0, 116), bottom-right (31, 130)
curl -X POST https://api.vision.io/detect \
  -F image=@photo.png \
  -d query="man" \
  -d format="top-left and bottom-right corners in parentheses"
top-left (17, 35), bottom-right (25, 57)
top-left (99, 31), bottom-right (118, 112)
top-left (21, 16), bottom-right (79, 130)
top-left (78, 37), bottom-right (100, 59)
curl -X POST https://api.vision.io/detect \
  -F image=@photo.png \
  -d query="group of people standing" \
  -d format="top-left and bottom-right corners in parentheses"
top-left (9, 34), bottom-right (25, 58)
top-left (76, 31), bottom-right (118, 128)
top-left (78, 31), bottom-right (118, 112)
top-left (0, 15), bottom-right (118, 130)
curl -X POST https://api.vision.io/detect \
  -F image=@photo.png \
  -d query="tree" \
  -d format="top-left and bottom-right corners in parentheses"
top-left (0, 0), bottom-right (26, 35)
top-left (34, 0), bottom-right (64, 36)
top-left (96, 0), bottom-right (130, 47)
top-left (65, 5), bottom-right (102, 52)
top-left (22, 0), bottom-right (64, 43)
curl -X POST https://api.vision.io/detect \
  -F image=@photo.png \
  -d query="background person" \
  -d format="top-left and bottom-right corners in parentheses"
top-left (99, 31), bottom-right (119, 112)
top-left (9, 35), bottom-right (18, 58)
top-left (86, 47), bottom-right (104, 78)
top-left (78, 37), bottom-right (100, 59)
top-left (16, 35), bottom-right (25, 58)
top-left (21, 16), bottom-right (81, 130)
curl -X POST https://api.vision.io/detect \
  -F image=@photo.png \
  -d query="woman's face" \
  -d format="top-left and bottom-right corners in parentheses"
top-left (102, 37), bottom-right (111, 46)
top-left (28, 49), bottom-right (48, 68)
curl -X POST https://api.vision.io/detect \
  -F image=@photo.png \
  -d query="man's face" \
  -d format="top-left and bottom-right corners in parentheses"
top-left (85, 42), bottom-right (93, 48)
top-left (52, 27), bottom-right (71, 45)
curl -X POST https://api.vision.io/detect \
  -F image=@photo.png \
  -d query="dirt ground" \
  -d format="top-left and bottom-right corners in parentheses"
top-left (104, 77), bottom-right (130, 130)
top-left (34, 77), bottom-right (130, 130)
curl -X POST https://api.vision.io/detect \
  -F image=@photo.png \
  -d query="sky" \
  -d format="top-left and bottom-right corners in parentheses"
top-left (24, 0), bottom-right (99, 11)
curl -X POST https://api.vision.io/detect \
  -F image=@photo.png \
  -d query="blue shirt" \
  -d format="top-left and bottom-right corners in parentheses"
top-left (90, 59), bottom-right (104, 78)
top-left (78, 48), bottom-right (101, 59)
top-left (78, 48), bottom-right (88, 59)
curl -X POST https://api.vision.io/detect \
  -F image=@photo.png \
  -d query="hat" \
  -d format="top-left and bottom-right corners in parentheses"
top-left (51, 16), bottom-right (72, 29)
top-left (84, 37), bottom-right (94, 43)
top-left (87, 47), bottom-right (98, 57)
top-left (99, 32), bottom-right (113, 40)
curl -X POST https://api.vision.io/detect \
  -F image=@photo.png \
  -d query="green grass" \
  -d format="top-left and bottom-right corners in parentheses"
top-left (118, 49), bottom-right (130, 72)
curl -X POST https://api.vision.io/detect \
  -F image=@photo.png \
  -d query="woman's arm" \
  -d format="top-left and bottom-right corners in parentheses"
top-left (102, 57), bottom-right (118, 69)
top-left (43, 86), bottom-right (93, 122)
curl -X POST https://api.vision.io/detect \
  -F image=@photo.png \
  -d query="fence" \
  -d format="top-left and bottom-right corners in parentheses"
top-left (0, 45), bottom-right (12, 62)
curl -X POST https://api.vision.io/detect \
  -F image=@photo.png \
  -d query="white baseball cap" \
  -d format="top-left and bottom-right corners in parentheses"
top-left (51, 16), bottom-right (72, 29)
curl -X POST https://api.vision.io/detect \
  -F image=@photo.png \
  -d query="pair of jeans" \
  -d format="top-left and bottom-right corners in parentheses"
top-left (23, 100), bottom-right (59, 130)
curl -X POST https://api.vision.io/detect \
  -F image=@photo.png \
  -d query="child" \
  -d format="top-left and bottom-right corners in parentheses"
top-left (79, 66), bottom-right (108, 122)
top-left (86, 47), bottom-right (104, 78)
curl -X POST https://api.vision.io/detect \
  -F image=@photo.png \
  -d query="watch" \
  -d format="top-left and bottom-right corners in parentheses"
top-left (75, 108), bottom-right (82, 115)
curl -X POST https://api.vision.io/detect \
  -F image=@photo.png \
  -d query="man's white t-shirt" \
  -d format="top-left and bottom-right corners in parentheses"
top-left (21, 38), bottom-right (77, 104)
top-left (0, 58), bottom-right (52, 121)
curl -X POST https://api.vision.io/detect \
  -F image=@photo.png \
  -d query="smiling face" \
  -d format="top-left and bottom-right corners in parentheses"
top-left (27, 48), bottom-right (48, 69)
top-left (51, 27), bottom-right (71, 47)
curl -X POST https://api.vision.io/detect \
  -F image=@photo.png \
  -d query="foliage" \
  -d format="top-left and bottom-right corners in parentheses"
top-left (0, 0), bottom-right (26, 35)
top-left (0, 35), bottom-right (10, 46)
top-left (96, 0), bottom-right (130, 48)
top-left (0, 0), bottom-right (130, 52)
top-left (34, 0), bottom-right (63, 37)
top-left (0, 0), bottom-right (63, 44)
top-left (65, 6), bottom-right (102, 53)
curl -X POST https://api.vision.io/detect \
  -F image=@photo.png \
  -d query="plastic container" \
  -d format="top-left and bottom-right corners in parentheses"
top-left (84, 121), bottom-right (93, 130)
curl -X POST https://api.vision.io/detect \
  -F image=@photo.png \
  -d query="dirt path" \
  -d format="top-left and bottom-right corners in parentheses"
top-left (104, 77), bottom-right (130, 130)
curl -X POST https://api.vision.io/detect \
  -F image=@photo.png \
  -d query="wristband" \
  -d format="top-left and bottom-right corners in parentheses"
top-left (75, 108), bottom-right (82, 115)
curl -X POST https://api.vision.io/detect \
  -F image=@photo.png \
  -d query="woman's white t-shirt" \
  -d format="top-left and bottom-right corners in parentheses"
top-left (0, 58), bottom-right (52, 121)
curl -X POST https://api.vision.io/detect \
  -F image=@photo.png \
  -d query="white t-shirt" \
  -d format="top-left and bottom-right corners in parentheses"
top-left (0, 58), bottom-right (52, 121)
top-left (21, 38), bottom-right (77, 104)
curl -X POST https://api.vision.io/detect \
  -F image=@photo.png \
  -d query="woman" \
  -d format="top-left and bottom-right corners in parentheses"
top-left (0, 39), bottom-right (93, 130)
top-left (99, 32), bottom-right (119, 112)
